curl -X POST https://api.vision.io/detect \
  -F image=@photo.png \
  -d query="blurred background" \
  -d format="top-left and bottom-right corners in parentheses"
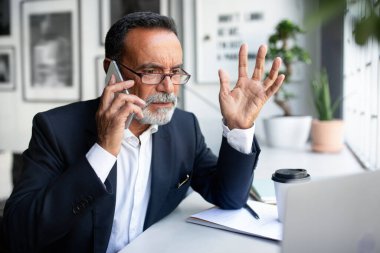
top-left (0, 0), bottom-right (379, 204)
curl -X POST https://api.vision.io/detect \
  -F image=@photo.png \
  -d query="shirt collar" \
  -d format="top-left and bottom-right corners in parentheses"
top-left (125, 124), bottom-right (158, 139)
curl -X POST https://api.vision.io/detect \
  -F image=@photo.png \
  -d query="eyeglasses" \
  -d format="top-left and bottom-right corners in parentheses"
top-left (117, 62), bottom-right (191, 85)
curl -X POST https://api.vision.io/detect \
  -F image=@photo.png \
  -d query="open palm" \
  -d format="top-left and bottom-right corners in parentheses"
top-left (219, 44), bottom-right (285, 130)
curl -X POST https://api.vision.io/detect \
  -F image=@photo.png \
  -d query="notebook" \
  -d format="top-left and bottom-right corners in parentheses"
top-left (187, 199), bottom-right (282, 241)
top-left (281, 170), bottom-right (380, 253)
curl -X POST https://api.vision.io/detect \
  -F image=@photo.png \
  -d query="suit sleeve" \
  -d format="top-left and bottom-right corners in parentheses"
top-left (190, 114), bottom-right (260, 209)
top-left (3, 113), bottom-right (112, 252)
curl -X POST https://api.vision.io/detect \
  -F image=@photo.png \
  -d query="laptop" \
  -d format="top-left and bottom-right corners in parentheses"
top-left (281, 170), bottom-right (380, 253)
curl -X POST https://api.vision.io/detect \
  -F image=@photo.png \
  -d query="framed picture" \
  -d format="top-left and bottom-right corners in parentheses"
top-left (99, 0), bottom-right (161, 45)
top-left (0, 47), bottom-right (15, 90)
top-left (95, 55), bottom-right (106, 96)
top-left (0, 0), bottom-right (11, 36)
top-left (21, 0), bottom-right (81, 102)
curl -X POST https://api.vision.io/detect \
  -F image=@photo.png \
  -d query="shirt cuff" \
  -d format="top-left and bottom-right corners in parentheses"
top-left (222, 121), bottom-right (255, 154)
top-left (86, 143), bottom-right (117, 183)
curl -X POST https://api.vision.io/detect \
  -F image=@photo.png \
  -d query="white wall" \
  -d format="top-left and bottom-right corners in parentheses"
top-left (0, 0), bottom-right (319, 154)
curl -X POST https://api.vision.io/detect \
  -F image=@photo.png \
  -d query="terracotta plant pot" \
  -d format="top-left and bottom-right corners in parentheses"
top-left (311, 119), bottom-right (344, 153)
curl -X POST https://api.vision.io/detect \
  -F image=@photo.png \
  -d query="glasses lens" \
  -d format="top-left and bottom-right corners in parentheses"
top-left (171, 74), bottom-right (187, 85)
top-left (141, 73), bottom-right (190, 85)
top-left (142, 74), bottom-right (162, 84)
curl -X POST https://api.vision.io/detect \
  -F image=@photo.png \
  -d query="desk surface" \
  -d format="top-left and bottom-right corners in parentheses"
top-left (120, 145), bottom-right (363, 253)
top-left (120, 192), bottom-right (280, 253)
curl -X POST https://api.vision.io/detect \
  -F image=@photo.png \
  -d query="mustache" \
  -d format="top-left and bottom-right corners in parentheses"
top-left (145, 93), bottom-right (177, 105)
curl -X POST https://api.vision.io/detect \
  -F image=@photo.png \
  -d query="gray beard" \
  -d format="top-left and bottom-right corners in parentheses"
top-left (137, 93), bottom-right (177, 125)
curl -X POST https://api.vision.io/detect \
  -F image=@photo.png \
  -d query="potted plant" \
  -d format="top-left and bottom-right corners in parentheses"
top-left (263, 19), bottom-right (312, 149)
top-left (310, 69), bottom-right (344, 152)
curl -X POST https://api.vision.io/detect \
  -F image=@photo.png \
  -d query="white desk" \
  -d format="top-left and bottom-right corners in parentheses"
top-left (120, 145), bottom-right (364, 253)
top-left (120, 192), bottom-right (280, 253)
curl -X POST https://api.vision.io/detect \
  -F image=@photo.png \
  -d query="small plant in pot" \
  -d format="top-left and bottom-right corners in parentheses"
top-left (267, 19), bottom-right (311, 116)
top-left (310, 69), bottom-right (344, 152)
top-left (263, 19), bottom-right (312, 149)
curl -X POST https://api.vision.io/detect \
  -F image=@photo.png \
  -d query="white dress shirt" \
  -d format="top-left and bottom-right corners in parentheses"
top-left (86, 121), bottom-right (255, 253)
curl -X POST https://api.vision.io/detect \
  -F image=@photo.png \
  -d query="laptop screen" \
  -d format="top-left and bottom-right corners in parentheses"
top-left (281, 171), bottom-right (380, 253)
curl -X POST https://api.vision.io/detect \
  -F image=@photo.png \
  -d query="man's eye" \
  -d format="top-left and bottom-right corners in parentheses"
top-left (172, 69), bottom-right (182, 74)
top-left (143, 69), bottom-right (160, 74)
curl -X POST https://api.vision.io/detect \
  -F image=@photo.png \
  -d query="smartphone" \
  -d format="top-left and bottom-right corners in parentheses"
top-left (105, 60), bottom-right (128, 94)
top-left (105, 60), bottom-right (134, 129)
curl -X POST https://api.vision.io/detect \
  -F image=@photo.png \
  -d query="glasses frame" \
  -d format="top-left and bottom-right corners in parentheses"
top-left (117, 62), bottom-right (191, 85)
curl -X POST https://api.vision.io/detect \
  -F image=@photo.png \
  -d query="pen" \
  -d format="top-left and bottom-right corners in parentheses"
top-left (244, 203), bottom-right (260, 220)
top-left (249, 185), bottom-right (263, 202)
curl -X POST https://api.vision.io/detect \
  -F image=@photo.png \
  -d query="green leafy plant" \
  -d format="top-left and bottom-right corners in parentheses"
top-left (267, 19), bottom-right (311, 116)
top-left (306, 0), bottom-right (380, 46)
top-left (311, 69), bottom-right (341, 121)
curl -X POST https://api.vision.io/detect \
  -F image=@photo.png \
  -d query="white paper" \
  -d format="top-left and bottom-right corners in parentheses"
top-left (187, 200), bottom-right (282, 241)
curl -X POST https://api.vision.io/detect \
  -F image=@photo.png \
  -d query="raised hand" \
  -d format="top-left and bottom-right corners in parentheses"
top-left (96, 75), bottom-right (146, 156)
top-left (218, 44), bottom-right (285, 130)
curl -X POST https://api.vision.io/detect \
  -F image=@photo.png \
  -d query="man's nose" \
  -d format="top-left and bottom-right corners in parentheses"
top-left (157, 75), bottom-right (174, 94)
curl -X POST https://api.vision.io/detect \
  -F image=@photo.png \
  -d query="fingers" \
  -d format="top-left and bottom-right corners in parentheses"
top-left (252, 45), bottom-right (267, 81)
top-left (96, 97), bottom-right (144, 156)
top-left (265, 74), bottom-right (285, 98)
top-left (108, 93), bottom-right (146, 115)
top-left (98, 76), bottom-right (146, 123)
top-left (263, 57), bottom-right (282, 90)
top-left (238, 44), bottom-right (248, 78)
top-left (100, 79), bottom-right (135, 111)
top-left (95, 78), bottom-right (144, 156)
top-left (218, 69), bottom-right (230, 94)
top-left (117, 100), bottom-right (145, 120)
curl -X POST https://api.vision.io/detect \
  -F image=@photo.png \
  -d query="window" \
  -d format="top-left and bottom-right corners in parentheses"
top-left (343, 0), bottom-right (380, 170)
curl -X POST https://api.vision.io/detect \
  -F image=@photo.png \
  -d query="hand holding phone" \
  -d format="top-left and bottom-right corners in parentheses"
top-left (105, 60), bottom-right (135, 129)
top-left (97, 60), bottom-right (146, 156)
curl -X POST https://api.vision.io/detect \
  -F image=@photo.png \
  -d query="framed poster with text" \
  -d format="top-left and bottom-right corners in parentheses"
top-left (195, 0), bottom-right (279, 83)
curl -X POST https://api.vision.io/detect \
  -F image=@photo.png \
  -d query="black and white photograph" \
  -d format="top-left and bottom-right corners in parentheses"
top-left (0, 0), bottom-right (11, 36)
top-left (99, 0), bottom-right (161, 45)
top-left (21, 0), bottom-right (80, 102)
top-left (0, 47), bottom-right (15, 90)
top-left (30, 13), bottom-right (72, 88)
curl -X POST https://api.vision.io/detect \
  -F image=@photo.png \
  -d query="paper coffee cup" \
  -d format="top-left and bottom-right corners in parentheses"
top-left (272, 169), bottom-right (310, 222)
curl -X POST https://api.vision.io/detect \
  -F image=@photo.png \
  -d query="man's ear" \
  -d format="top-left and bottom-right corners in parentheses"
top-left (103, 58), bottom-right (111, 73)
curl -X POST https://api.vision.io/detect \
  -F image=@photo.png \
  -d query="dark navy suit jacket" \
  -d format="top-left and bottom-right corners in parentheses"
top-left (3, 98), bottom-right (260, 253)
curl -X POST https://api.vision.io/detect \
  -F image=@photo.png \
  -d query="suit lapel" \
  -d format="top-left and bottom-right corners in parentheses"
top-left (143, 124), bottom-right (175, 229)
